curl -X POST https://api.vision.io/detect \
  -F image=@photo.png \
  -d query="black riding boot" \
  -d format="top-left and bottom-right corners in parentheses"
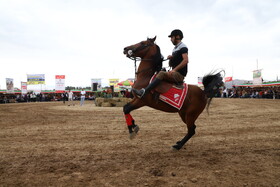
top-left (133, 78), bottom-right (161, 98)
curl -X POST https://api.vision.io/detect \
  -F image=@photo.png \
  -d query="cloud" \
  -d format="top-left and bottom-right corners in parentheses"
top-left (0, 0), bottom-right (279, 89)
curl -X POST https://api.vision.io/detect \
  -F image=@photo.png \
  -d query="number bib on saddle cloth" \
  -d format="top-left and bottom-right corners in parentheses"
top-left (150, 75), bottom-right (188, 110)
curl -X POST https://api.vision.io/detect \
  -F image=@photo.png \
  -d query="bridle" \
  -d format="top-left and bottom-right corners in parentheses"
top-left (127, 42), bottom-right (154, 61)
top-left (133, 42), bottom-right (154, 54)
top-left (126, 42), bottom-right (155, 76)
top-left (133, 58), bottom-right (153, 77)
top-left (126, 41), bottom-right (168, 77)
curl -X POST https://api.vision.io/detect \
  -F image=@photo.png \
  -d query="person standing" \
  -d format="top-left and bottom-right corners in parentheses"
top-left (133, 29), bottom-right (188, 98)
top-left (80, 89), bottom-right (86, 106)
top-left (62, 91), bottom-right (68, 104)
top-left (68, 90), bottom-right (74, 106)
top-left (124, 89), bottom-right (131, 98)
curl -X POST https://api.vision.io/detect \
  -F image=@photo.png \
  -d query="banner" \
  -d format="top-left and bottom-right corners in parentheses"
top-left (27, 74), bottom-right (45, 85)
top-left (197, 77), bottom-right (203, 87)
top-left (109, 79), bottom-right (119, 86)
top-left (6, 78), bottom-right (14, 93)
top-left (91, 79), bottom-right (102, 91)
top-left (253, 69), bottom-right (262, 85)
top-left (55, 75), bottom-right (65, 93)
top-left (21, 82), bottom-right (27, 94)
top-left (224, 77), bottom-right (233, 82)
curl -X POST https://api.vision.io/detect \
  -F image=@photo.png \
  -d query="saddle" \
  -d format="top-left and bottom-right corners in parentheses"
top-left (150, 75), bottom-right (188, 110)
top-left (154, 81), bottom-right (184, 94)
top-left (150, 74), bottom-right (185, 94)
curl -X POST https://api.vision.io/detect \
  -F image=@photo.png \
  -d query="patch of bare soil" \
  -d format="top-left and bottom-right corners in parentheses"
top-left (0, 99), bottom-right (279, 186)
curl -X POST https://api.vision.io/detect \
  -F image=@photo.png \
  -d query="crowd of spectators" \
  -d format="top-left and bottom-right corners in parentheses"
top-left (0, 92), bottom-right (95, 104)
top-left (220, 87), bottom-right (280, 99)
top-left (0, 88), bottom-right (133, 104)
top-left (1, 86), bottom-right (279, 104)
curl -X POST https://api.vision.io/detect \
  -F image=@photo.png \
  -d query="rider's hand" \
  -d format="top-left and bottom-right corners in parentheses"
top-left (167, 55), bottom-right (173, 59)
top-left (168, 70), bottom-right (175, 76)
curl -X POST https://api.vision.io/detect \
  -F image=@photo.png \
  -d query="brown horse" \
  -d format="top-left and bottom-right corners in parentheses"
top-left (123, 36), bottom-right (224, 150)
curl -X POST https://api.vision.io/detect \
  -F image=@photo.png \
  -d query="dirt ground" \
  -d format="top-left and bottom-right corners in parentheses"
top-left (0, 98), bottom-right (279, 186)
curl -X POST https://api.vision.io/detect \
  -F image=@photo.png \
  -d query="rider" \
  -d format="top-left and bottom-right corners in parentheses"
top-left (133, 29), bottom-right (189, 98)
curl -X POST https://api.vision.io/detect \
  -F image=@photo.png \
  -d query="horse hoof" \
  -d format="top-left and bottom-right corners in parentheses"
top-left (128, 125), bottom-right (139, 140)
top-left (171, 146), bottom-right (180, 152)
top-left (129, 132), bottom-right (137, 140)
top-left (171, 144), bottom-right (181, 151)
top-left (133, 125), bottom-right (139, 133)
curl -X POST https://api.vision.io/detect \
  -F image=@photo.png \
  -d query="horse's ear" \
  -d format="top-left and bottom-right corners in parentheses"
top-left (147, 36), bottom-right (157, 43)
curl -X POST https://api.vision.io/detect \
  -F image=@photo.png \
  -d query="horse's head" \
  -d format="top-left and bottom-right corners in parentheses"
top-left (123, 36), bottom-right (157, 59)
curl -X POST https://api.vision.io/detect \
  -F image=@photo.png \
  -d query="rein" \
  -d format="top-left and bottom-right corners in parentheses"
top-left (129, 57), bottom-right (169, 76)
top-left (129, 57), bottom-right (153, 76)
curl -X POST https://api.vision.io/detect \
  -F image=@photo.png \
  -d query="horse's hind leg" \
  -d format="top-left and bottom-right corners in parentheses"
top-left (172, 111), bottom-right (199, 150)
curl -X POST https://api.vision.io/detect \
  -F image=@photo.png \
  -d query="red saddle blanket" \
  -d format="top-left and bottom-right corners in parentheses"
top-left (149, 74), bottom-right (188, 110)
top-left (159, 84), bottom-right (188, 110)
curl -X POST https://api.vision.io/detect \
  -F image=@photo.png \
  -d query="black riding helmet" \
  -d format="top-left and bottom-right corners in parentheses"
top-left (168, 29), bottom-right (183, 39)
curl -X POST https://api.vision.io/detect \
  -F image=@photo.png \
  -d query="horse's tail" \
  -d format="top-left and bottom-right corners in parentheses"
top-left (202, 70), bottom-right (224, 112)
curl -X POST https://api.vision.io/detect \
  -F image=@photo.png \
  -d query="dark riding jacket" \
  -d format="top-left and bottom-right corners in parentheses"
top-left (169, 42), bottom-right (188, 76)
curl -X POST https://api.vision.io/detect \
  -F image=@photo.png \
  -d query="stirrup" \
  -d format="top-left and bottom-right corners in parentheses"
top-left (133, 88), bottom-right (145, 98)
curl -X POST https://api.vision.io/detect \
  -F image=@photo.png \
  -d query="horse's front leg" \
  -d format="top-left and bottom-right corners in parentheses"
top-left (123, 102), bottom-right (140, 139)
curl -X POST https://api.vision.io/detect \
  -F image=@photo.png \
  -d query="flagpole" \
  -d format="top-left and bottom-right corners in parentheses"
top-left (232, 65), bottom-right (234, 88)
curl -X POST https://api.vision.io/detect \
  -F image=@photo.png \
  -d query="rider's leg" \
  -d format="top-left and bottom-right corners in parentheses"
top-left (133, 71), bottom-right (185, 98)
top-left (133, 71), bottom-right (169, 98)
top-left (133, 78), bottom-right (161, 98)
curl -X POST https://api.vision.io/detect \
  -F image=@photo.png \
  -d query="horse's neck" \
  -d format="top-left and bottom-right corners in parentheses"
top-left (134, 60), bottom-right (155, 89)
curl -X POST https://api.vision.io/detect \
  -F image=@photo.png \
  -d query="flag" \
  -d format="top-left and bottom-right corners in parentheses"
top-left (197, 77), bottom-right (203, 87)
top-left (27, 74), bottom-right (45, 85)
top-left (224, 77), bottom-right (233, 82)
top-left (253, 70), bottom-right (262, 85)
top-left (21, 82), bottom-right (27, 94)
top-left (6, 78), bottom-right (14, 93)
top-left (91, 79), bottom-right (102, 91)
top-left (109, 79), bottom-right (119, 86)
top-left (55, 75), bottom-right (65, 93)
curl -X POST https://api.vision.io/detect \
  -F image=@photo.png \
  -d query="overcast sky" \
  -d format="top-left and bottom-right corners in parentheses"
top-left (0, 0), bottom-right (279, 89)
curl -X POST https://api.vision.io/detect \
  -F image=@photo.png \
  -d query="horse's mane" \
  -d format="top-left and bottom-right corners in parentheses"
top-left (153, 45), bottom-right (163, 73)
